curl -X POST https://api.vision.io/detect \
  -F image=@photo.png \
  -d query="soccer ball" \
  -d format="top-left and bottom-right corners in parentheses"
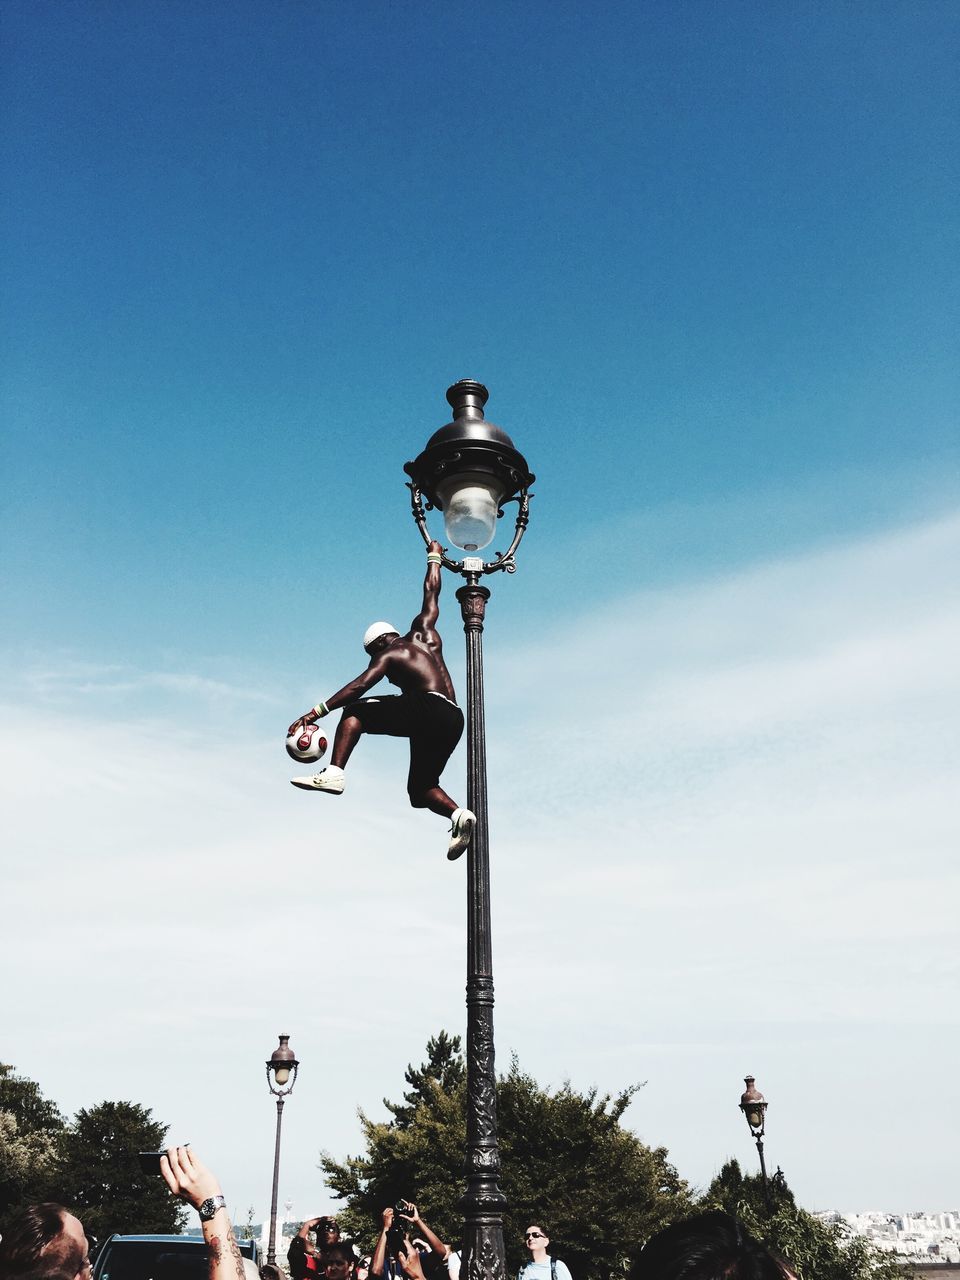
top-left (285, 722), bottom-right (329, 764)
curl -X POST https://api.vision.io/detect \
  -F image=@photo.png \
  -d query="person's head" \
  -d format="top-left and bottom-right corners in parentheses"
top-left (322, 1245), bottom-right (354, 1278)
top-left (363, 622), bottom-right (401, 656)
top-left (524, 1226), bottom-right (549, 1256)
top-left (317, 1218), bottom-right (341, 1244)
top-left (628, 1213), bottom-right (796, 1280)
top-left (260, 1266), bottom-right (285, 1280)
top-left (0, 1204), bottom-right (90, 1280)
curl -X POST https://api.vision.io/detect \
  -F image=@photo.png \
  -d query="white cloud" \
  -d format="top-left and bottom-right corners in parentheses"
top-left (10, 658), bottom-right (278, 705)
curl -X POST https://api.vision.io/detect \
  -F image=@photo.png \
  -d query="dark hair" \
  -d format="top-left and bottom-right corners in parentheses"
top-left (0, 1204), bottom-right (85, 1280)
top-left (323, 1246), bottom-right (354, 1266)
top-left (260, 1267), bottom-right (285, 1280)
top-left (629, 1212), bottom-right (793, 1280)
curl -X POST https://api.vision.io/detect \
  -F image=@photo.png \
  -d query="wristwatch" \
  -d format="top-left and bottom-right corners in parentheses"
top-left (198, 1195), bottom-right (227, 1221)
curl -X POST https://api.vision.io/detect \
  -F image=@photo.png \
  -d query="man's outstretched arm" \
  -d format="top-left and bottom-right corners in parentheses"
top-left (411, 540), bottom-right (443, 633)
top-left (288, 650), bottom-right (392, 733)
top-left (161, 1147), bottom-right (245, 1280)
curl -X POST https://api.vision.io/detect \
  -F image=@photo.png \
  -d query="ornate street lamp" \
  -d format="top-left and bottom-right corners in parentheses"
top-left (405, 380), bottom-right (534, 1280)
top-left (739, 1075), bottom-right (770, 1208)
top-left (266, 1035), bottom-right (299, 1266)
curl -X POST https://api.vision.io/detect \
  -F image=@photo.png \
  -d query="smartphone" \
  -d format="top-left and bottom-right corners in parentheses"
top-left (138, 1145), bottom-right (189, 1175)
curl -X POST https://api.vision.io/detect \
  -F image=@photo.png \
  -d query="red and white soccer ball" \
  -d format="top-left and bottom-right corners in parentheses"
top-left (285, 722), bottom-right (329, 764)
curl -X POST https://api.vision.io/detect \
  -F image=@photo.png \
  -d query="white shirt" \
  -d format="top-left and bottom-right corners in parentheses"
top-left (520, 1258), bottom-right (572, 1280)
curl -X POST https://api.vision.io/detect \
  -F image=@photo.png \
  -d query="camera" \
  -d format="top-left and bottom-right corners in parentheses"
top-left (386, 1203), bottom-right (413, 1256)
top-left (394, 1201), bottom-right (414, 1219)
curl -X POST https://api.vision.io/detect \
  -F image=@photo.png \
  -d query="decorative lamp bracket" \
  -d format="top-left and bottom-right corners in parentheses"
top-left (407, 481), bottom-right (532, 580)
top-left (266, 1059), bottom-right (298, 1098)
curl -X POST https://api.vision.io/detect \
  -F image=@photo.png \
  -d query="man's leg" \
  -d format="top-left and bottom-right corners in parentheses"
top-left (406, 705), bottom-right (462, 815)
top-left (290, 699), bottom-right (387, 793)
top-left (330, 711), bottom-right (364, 769)
top-left (408, 774), bottom-right (459, 818)
top-left (406, 702), bottom-right (476, 859)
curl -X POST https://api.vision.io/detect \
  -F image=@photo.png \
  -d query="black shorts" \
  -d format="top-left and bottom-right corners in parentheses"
top-left (346, 691), bottom-right (464, 795)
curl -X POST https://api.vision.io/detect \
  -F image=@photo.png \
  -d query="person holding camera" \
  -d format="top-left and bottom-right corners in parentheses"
top-left (289, 1217), bottom-right (343, 1279)
top-left (369, 1212), bottom-right (444, 1280)
top-left (519, 1225), bottom-right (571, 1280)
top-left (396, 1203), bottom-right (459, 1280)
top-left (160, 1146), bottom-right (253, 1280)
top-left (370, 1207), bottom-right (405, 1280)
top-left (0, 1147), bottom-right (252, 1280)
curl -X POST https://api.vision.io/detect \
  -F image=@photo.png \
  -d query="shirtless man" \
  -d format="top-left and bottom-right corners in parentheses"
top-left (287, 540), bottom-right (476, 860)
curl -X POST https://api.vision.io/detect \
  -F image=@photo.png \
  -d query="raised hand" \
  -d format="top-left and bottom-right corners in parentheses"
top-left (160, 1146), bottom-right (221, 1209)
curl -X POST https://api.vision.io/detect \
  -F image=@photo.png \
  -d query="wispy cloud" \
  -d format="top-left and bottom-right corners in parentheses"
top-left (10, 659), bottom-right (279, 706)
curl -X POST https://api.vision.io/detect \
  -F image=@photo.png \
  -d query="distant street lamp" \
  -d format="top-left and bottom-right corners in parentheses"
top-left (266, 1035), bottom-right (299, 1265)
top-left (739, 1075), bottom-right (770, 1208)
top-left (405, 380), bottom-right (534, 1280)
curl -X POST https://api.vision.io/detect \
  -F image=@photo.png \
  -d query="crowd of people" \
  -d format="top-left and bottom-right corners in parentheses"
top-left (0, 1145), bottom-right (800, 1280)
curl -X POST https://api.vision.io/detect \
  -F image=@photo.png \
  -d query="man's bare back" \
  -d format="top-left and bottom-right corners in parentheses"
top-left (381, 633), bottom-right (456, 700)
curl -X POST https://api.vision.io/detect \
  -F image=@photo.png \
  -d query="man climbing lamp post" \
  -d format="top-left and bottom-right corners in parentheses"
top-left (404, 380), bottom-right (534, 1280)
top-left (266, 1035), bottom-right (299, 1265)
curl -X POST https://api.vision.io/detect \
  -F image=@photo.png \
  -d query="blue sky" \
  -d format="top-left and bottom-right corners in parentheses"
top-left (2, 0), bottom-right (958, 1222)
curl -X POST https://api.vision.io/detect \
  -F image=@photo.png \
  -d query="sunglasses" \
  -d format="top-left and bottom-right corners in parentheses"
top-left (525, 1233), bottom-right (544, 1240)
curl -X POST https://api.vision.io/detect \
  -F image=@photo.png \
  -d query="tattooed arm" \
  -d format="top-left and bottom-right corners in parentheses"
top-left (161, 1146), bottom-right (246, 1280)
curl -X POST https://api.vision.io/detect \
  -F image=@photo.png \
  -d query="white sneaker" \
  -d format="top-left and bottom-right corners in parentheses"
top-left (290, 766), bottom-right (345, 794)
top-left (447, 807), bottom-right (476, 860)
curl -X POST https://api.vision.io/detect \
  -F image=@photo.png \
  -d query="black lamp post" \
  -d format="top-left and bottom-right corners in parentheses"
top-left (266, 1035), bottom-right (299, 1266)
top-left (739, 1075), bottom-right (770, 1209)
top-left (405, 381), bottom-right (534, 1280)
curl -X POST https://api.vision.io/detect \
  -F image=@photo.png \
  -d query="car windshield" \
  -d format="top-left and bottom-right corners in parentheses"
top-left (98, 1242), bottom-right (226, 1280)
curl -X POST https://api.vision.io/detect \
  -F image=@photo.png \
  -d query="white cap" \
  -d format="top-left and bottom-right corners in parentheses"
top-left (363, 620), bottom-right (399, 651)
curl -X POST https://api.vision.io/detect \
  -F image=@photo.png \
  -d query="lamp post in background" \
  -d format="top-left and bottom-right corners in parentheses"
top-left (739, 1075), bottom-right (770, 1209)
top-left (405, 381), bottom-right (534, 1280)
top-left (266, 1035), bottom-right (299, 1266)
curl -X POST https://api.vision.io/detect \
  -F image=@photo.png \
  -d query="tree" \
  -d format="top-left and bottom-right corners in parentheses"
top-left (700, 1158), bottom-right (794, 1221)
top-left (0, 1064), bottom-right (65, 1228)
top-left (700, 1160), bottom-right (903, 1280)
top-left (52, 1101), bottom-right (186, 1240)
top-left (0, 1064), bottom-right (65, 1136)
top-left (0, 1112), bottom-right (62, 1228)
top-left (321, 1033), bottom-right (690, 1280)
top-left (385, 1032), bottom-right (466, 1129)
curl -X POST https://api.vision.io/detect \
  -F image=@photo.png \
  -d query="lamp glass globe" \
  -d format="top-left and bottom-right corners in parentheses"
top-left (436, 475), bottom-right (502, 551)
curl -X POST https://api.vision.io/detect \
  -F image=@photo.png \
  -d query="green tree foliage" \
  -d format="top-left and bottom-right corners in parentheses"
top-left (701, 1160), bottom-right (904, 1280)
top-left (385, 1032), bottom-right (466, 1129)
top-left (51, 1101), bottom-right (186, 1240)
top-left (0, 1064), bottom-right (65, 1228)
top-left (0, 1064), bottom-right (65, 1136)
top-left (321, 1034), bottom-right (690, 1280)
